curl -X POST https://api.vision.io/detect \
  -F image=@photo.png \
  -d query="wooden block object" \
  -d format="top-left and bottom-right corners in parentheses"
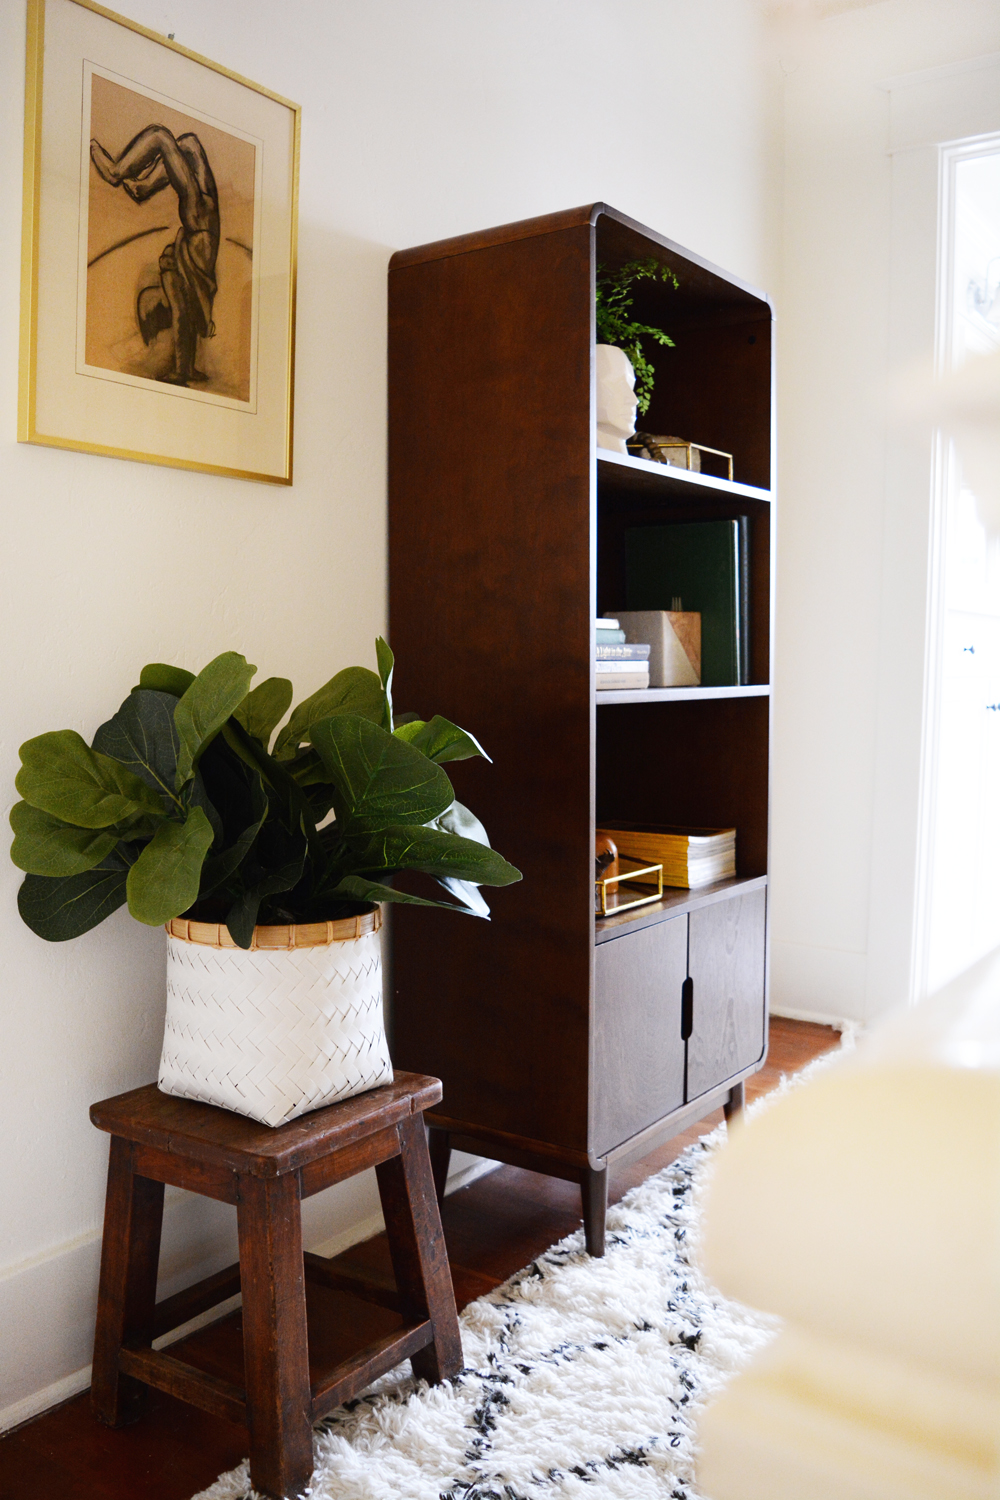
top-left (90, 1073), bottom-right (461, 1500)
top-left (614, 609), bottom-right (701, 687)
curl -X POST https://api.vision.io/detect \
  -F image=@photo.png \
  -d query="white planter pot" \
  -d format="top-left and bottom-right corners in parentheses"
top-left (158, 910), bottom-right (393, 1127)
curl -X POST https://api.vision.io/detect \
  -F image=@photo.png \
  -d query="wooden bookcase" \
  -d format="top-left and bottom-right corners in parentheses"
top-left (387, 204), bottom-right (774, 1254)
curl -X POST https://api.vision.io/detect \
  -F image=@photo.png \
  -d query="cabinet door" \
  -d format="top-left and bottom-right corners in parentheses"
top-left (593, 916), bottom-right (687, 1156)
top-left (686, 888), bottom-right (766, 1102)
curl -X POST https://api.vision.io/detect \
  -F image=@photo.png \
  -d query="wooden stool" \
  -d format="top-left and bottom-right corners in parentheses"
top-left (90, 1072), bottom-right (462, 1500)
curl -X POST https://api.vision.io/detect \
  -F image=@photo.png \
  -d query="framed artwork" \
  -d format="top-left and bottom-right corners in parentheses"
top-left (19, 0), bottom-right (300, 483)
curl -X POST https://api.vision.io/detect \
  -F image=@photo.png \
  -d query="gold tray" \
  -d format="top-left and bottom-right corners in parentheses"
top-left (595, 859), bottom-right (664, 917)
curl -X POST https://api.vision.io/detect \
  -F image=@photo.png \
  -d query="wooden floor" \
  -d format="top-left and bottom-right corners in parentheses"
top-left (0, 1018), bottom-right (838, 1500)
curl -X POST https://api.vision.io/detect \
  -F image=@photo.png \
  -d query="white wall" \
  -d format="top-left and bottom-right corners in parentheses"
top-left (0, 0), bottom-right (779, 1428)
top-left (767, 0), bottom-right (1000, 1028)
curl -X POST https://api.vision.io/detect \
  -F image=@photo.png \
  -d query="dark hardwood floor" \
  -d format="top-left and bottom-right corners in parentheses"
top-left (0, 1018), bottom-right (838, 1500)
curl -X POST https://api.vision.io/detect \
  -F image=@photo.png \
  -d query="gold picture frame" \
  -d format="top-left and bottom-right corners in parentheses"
top-left (19, 0), bottom-right (300, 483)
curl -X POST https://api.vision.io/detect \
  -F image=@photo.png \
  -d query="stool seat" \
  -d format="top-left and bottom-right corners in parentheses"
top-left (90, 1072), bottom-right (444, 1185)
top-left (90, 1072), bottom-right (462, 1500)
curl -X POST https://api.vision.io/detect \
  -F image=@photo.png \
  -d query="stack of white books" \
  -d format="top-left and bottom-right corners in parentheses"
top-left (596, 618), bottom-right (650, 691)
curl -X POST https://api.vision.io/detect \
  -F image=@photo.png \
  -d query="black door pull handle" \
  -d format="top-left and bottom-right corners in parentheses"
top-left (681, 977), bottom-right (694, 1041)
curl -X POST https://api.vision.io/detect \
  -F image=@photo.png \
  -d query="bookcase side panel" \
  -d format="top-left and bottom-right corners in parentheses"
top-left (388, 226), bottom-right (595, 1153)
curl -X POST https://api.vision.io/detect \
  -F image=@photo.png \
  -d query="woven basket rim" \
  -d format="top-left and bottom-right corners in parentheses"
top-left (165, 907), bottom-right (381, 950)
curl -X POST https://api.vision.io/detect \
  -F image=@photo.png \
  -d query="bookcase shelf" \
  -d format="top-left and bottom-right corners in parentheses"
top-left (595, 874), bottom-right (768, 944)
top-left (598, 450), bottom-right (772, 507)
top-left (388, 203), bottom-right (774, 1256)
top-left (596, 684), bottom-right (771, 705)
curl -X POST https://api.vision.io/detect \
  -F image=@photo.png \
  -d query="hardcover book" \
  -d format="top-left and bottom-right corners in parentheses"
top-left (595, 668), bottom-right (650, 691)
top-left (624, 520), bottom-right (748, 686)
top-left (595, 643), bottom-right (651, 661)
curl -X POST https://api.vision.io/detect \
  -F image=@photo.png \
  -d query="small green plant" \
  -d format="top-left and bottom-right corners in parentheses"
top-left (595, 258), bottom-right (678, 415)
top-left (10, 641), bottom-right (521, 948)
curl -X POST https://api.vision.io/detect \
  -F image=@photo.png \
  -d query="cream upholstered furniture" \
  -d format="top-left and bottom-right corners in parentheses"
top-left (695, 951), bottom-right (1000, 1500)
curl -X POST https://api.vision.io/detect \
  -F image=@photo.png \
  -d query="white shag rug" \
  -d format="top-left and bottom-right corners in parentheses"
top-left (194, 1045), bottom-right (851, 1500)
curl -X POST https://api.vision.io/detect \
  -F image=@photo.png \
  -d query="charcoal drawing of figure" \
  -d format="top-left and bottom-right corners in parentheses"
top-left (84, 72), bottom-right (256, 404)
top-left (90, 126), bottom-right (220, 386)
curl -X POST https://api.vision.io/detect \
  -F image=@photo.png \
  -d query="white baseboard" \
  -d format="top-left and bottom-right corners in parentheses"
top-left (0, 1150), bottom-right (499, 1435)
top-left (0, 1365), bottom-right (94, 1437)
top-left (443, 1149), bottom-right (501, 1194)
top-left (768, 940), bottom-right (866, 1027)
top-left (0, 1287), bottom-right (247, 1437)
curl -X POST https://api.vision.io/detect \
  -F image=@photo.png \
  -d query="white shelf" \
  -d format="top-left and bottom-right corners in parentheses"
top-left (597, 449), bottom-right (772, 504)
top-left (596, 684), bottom-right (770, 705)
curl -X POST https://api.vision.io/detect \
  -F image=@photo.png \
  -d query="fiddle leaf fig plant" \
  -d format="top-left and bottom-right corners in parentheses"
top-left (11, 641), bottom-right (521, 948)
top-left (595, 257), bottom-right (679, 415)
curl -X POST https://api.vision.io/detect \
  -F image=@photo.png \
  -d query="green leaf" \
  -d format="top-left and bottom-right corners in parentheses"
top-left (198, 804), bottom-right (267, 897)
top-left (426, 799), bottom-right (490, 845)
top-left (286, 748), bottom-right (334, 787)
top-left (393, 715), bottom-right (491, 764)
top-left (344, 824), bottom-right (522, 885)
top-left (224, 839), bottom-right (307, 948)
top-left (221, 720), bottom-right (321, 855)
top-left (435, 877), bottom-right (491, 917)
top-left (137, 663), bottom-right (196, 697)
top-left (595, 259), bottom-right (677, 414)
top-left (92, 689), bottom-right (182, 807)
top-left (375, 637), bottom-right (394, 732)
top-left (331, 875), bottom-right (476, 914)
top-left (17, 848), bottom-right (133, 941)
top-left (234, 677), bottom-right (293, 749)
top-left (125, 806), bottom-right (215, 926)
top-left (425, 802), bottom-right (498, 916)
top-left (188, 771), bottom-right (223, 845)
top-left (273, 667), bottom-right (386, 758)
top-left (225, 893), bottom-right (261, 949)
top-left (10, 801), bottom-right (119, 876)
top-left (310, 714), bottom-right (454, 832)
top-left (174, 653), bottom-right (257, 788)
top-left (16, 730), bottom-right (165, 829)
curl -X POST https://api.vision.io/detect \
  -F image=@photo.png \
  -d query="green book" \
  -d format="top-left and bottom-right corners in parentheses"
top-left (625, 520), bottom-right (744, 686)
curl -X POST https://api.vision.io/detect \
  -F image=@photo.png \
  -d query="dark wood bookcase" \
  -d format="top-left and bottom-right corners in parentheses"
top-left (387, 204), bottom-right (774, 1254)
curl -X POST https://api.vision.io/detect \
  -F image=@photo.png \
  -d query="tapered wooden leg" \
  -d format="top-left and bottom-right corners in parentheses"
top-left (92, 1136), bottom-right (165, 1427)
top-left (428, 1126), bottom-right (451, 1206)
top-left (724, 1080), bottom-right (745, 1122)
top-left (237, 1174), bottom-right (313, 1500)
top-left (582, 1166), bottom-right (608, 1257)
top-left (377, 1114), bottom-right (462, 1385)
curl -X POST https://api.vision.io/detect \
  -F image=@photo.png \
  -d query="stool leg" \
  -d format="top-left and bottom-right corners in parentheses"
top-left (92, 1136), bottom-right (165, 1427)
top-left (377, 1113), bottom-right (462, 1385)
top-left (428, 1126), bottom-right (451, 1206)
top-left (237, 1174), bottom-right (313, 1500)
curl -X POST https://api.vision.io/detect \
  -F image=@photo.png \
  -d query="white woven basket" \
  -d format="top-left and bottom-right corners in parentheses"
top-left (158, 910), bottom-right (393, 1127)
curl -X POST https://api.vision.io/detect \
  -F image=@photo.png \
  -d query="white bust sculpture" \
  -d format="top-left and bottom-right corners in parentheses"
top-left (595, 344), bottom-right (638, 454)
